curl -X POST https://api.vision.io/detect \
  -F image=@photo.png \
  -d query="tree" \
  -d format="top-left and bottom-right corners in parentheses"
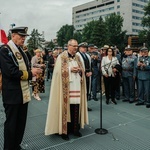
top-left (105, 13), bottom-right (126, 51)
top-left (82, 20), bottom-right (97, 44)
top-left (46, 40), bottom-right (55, 50)
top-left (139, 1), bottom-right (150, 48)
top-left (73, 31), bottom-right (82, 44)
top-left (27, 29), bottom-right (44, 56)
top-left (57, 24), bottom-right (74, 47)
top-left (91, 17), bottom-right (108, 47)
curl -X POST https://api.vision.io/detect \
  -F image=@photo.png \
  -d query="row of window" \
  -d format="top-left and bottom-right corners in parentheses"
top-left (76, 7), bottom-right (114, 19)
top-left (132, 29), bottom-right (141, 33)
top-left (76, 17), bottom-right (97, 23)
top-left (75, 14), bottom-right (143, 24)
top-left (76, 19), bottom-right (142, 27)
top-left (76, 11), bottom-right (143, 22)
top-left (75, 0), bottom-right (148, 14)
top-left (75, 24), bottom-right (84, 28)
top-left (132, 15), bottom-right (142, 20)
top-left (132, 9), bottom-right (144, 15)
top-left (75, 27), bottom-right (142, 34)
top-left (137, 0), bottom-right (148, 3)
top-left (132, 22), bottom-right (142, 27)
top-left (118, 0), bottom-right (147, 3)
top-left (75, 14), bottom-right (108, 23)
top-left (76, 1), bottom-right (114, 14)
top-left (132, 2), bottom-right (145, 8)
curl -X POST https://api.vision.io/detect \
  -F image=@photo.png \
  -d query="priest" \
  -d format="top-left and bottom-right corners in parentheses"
top-left (45, 39), bottom-right (88, 140)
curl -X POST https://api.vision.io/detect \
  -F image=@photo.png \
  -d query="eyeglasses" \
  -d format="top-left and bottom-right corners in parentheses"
top-left (69, 44), bottom-right (78, 48)
top-left (108, 51), bottom-right (112, 52)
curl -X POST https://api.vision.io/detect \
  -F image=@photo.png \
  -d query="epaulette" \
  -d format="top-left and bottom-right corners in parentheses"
top-left (0, 44), bottom-right (9, 50)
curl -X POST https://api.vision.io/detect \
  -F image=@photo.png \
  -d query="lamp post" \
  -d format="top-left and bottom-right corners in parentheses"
top-left (7, 23), bottom-right (16, 40)
top-left (10, 23), bottom-right (15, 29)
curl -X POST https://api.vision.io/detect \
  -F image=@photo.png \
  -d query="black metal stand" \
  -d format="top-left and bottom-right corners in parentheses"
top-left (95, 76), bottom-right (108, 135)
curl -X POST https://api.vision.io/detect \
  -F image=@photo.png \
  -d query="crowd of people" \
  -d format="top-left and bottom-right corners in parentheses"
top-left (0, 26), bottom-right (150, 149)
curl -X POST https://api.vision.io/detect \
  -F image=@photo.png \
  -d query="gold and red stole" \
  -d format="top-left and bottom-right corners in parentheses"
top-left (61, 51), bottom-right (84, 134)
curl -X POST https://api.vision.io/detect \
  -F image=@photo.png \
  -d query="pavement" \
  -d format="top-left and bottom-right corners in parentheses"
top-left (0, 81), bottom-right (150, 150)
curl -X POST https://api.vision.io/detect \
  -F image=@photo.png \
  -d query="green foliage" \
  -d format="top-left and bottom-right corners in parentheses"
top-left (56, 24), bottom-right (84, 46)
top-left (27, 29), bottom-right (44, 56)
top-left (73, 31), bottom-right (82, 43)
top-left (105, 13), bottom-right (126, 50)
top-left (81, 13), bottom-right (126, 51)
top-left (57, 24), bottom-right (74, 47)
top-left (56, 13), bottom-right (126, 51)
top-left (91, 17), bottom-right (108, 48)
top-left (82, 20), bottom-right (97, 44)
top-left (139, 1), bottom-right (150, 48)
top-left (7, 32), bottom-right (11, 41)
top-left (46, 40), bottom-right (55, 50)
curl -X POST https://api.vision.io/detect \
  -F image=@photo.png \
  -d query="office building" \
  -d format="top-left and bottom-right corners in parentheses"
top-left (72, 0), bottom-right (148, 35)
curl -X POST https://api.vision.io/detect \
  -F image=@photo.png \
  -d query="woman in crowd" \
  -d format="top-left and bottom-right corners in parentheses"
top-left (31, 49), bottom-right (46, 100)
top-left (101, 47), bottom-right (121, 105)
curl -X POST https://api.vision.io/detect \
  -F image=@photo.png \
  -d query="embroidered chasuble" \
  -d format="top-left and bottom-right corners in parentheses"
top-left (45, 51), bottom-right (88, 135)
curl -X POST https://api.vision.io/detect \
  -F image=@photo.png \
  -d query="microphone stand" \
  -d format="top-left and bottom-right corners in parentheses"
top-left (95, 59), bottom-right (114, 135)
top-left (95, 74), bottom-right (108, 134)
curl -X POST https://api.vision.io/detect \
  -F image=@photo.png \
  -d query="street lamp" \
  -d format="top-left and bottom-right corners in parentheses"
top-left (10, 23), bottom-right (15, 28)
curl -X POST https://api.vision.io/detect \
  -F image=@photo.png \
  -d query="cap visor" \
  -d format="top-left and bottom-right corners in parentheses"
top-left (18, 32), bottom-right (29, 36)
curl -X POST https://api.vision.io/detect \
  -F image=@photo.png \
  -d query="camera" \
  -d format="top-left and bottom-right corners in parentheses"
top-left (139, 58), bottom-right (144, 63)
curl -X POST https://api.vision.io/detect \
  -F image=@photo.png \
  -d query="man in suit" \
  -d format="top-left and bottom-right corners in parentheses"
top-left (76, 42), bottom-right (92, 111)
top-left (46, 49), bottom-right (54, 81)
top-left (0, 27), bottom-right (42, 150)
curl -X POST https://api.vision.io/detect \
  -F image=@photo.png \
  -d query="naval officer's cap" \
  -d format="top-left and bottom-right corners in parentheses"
top-left (78, 42), bottom-right (88, 48)
top-left (10, 27), bottom-right (29, 36)
top-left (88, 44), bottom-right (95, 47)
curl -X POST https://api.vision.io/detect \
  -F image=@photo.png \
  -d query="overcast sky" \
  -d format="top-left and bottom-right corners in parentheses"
top-left (0, 0), bottom-right (92, 41)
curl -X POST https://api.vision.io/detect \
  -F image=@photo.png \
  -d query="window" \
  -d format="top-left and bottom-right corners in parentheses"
top-left (117, 5), bottom-right (120, 9)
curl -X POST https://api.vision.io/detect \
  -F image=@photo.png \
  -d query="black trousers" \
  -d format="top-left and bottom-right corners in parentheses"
top-left (67, 104), bottom-right (80, 134)
top-left (86, 77), bottom-right (90, 100)
top-left (3, 103), bottom-right (28, 150)
top-left (103, 76), bottom-right (116, 100)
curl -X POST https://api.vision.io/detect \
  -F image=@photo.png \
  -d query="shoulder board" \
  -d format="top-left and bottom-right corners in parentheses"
top-left (0, 44), bottom-right (9, 50)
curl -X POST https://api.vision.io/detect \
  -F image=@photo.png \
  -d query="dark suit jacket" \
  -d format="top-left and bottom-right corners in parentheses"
top-left (47, 55), bottom-right (55, 72)
top-left (0, 45), bottom-right (32, 104)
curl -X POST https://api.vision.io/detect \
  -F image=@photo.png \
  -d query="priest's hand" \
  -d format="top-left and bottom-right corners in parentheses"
top-left (71, 67), bottom-right (80, 73)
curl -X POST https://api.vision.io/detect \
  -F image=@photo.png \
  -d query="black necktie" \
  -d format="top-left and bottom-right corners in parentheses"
top-left (82, 53), bottom-right (87, 59)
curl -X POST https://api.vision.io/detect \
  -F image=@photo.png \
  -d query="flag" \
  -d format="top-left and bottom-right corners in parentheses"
top-left (0, 23), bottom-right (8, 45)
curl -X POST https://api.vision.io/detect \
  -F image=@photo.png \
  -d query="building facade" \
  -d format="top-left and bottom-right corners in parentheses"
top-left (72, 0), bottom-right (148, 35)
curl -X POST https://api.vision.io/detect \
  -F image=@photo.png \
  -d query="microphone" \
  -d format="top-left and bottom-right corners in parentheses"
top-left (101, 58), bottom-right (118, 68)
